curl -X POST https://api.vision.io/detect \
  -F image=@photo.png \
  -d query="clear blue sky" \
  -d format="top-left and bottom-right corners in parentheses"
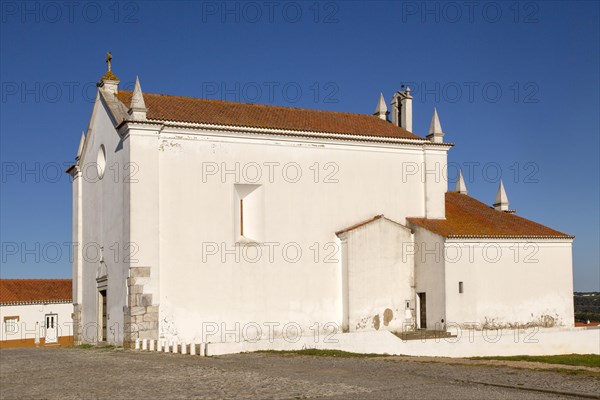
top-left (1, 1), bottom-right (598, 291)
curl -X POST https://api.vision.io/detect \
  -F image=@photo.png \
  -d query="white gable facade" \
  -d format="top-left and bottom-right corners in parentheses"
top-left (67, 70), bottom-right (574, 347)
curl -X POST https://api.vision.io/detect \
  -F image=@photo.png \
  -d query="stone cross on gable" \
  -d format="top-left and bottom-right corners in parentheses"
top-left (106, 52), bottom-right (112, 72)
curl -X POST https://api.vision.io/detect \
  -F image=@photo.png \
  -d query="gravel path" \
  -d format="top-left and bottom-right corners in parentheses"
top-left (1, 347), bottom-right (598, 399)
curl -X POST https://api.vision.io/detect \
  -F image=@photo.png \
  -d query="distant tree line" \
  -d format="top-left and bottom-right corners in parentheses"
top-left (574, 292), bottom-right (600, 322)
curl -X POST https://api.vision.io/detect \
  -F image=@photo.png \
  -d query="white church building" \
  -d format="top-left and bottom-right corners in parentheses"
top-left (67, 61), bottom-right (575, 347)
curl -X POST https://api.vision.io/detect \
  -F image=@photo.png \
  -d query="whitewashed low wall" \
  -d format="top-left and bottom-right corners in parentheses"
top-left (133, 327), bottom-right (599, 358)
top-left (205, 327), bottom-right (600, 357)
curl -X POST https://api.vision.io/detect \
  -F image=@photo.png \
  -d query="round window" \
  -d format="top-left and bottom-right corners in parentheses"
top-left (97, 145), bottom-right (106, 179)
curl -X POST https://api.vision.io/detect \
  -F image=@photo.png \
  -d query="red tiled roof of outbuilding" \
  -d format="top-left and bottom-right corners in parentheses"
top-left (407, 192), bottom-right (573, 239)
top-left (0, 279), bottom-right (72, 305)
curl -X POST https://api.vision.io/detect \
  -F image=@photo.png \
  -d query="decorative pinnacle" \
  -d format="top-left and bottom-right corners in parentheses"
top-left (493, 180), bottom-right (510, 211)
top-left (374, 93), bottom-right (389, 120)
top-left (428, 108), bottom-right (443, 135)
top-left (455, 170), bottom-right (468, 195)
top-left (128, 75), bottom-right (148, 120)
top-left (131, 76), bottom-right (146, 110)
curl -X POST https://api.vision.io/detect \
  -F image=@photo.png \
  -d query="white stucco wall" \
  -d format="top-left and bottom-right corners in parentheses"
top-left (127, 125), bottom-right (161, 300)
top-left (443, 239), bottom-right (575, 329)
top-left (422, 148), bottom-right (447, 219)
top-left (0, 303), bottom-right (73, 342)
top-left (78, 94), bottom-right (130, 344)
top-left (338, 218), bottom-right (415, 333)
top-left (411, 225), bottom-right (447, 329)
top-left (154, 128), bottom-right (445, 343)
top-left (72, 169), bottom-right (83, 306)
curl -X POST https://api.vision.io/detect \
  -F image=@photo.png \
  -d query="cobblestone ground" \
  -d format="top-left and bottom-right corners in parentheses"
top-left (1, 348), bottom-right (598, 399)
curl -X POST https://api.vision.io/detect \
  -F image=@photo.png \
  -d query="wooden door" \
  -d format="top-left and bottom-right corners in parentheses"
top-left (100, 290), bottom-right (107, 341)
top-left (418, 292), bottom-right (427, 329)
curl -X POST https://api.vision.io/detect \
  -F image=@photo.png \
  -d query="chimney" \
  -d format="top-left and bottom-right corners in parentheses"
top-left (373, 93), bottom-right (389, 121)
top-left (391, 87), bottom-right (413, 132)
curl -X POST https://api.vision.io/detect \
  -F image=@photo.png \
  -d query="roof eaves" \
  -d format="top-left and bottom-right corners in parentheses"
top-left (336, 215), bottom-right (384, 236)
top-left (446, 234), bottom-right (575, 240)
top-left (0, 299), bottom-right (72, 306)
top-left (137, 118), bottom-right (454, 147)
top-left (336, 214), bottom-right (411, 236)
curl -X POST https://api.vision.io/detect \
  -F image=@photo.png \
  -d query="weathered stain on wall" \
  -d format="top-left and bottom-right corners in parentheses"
top-left (373, 314), bottom-right (380, 330)
top-left (383, 308), bottom-right (394, 326)
top-left (480, 313), bottom-right (561, 330)
top-left (158, 140), bottom-right (182, 152)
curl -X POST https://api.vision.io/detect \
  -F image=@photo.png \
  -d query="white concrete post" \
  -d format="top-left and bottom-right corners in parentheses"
top-left (134, 339), bottom-right (140, 350)
top-left (149, 339), bottom-right (155, 351)
top-left (200, 343), bottom-right (206, 357)
top-left (190, 341), bottom-right (196, 356)
top-left (172, 341), bottom-right (178, 354)
top-left (163, 340), bottom-right (169, 352)
top-left (35, 322), bottom-right (40, 345)
top-left (142, 339), bottom-right (148, 350)
top-left (181, 343), bottom-right (187, 355)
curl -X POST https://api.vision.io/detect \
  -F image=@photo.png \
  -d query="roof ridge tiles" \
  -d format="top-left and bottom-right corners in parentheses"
top-left (119, 90), bottom-right (396, 118)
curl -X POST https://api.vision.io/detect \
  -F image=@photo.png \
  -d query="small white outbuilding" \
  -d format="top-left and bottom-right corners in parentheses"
top-left (0, 279), bottom-right (73, 348)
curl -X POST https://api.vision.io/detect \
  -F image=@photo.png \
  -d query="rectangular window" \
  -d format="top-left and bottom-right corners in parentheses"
top-left (459, 281), bottom-right (464, 294)
top-left (234, 184), bottom-right (264, 242)
top-left (3, 316), bottom-right (19, 335)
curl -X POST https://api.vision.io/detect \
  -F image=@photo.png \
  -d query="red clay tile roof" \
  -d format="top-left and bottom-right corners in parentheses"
top-left (115, 91), bottom-right (421, 140)
top-left (0, 279), bottom-right (72, 305)
top-left (407, 192), bottom-right (573, 238)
